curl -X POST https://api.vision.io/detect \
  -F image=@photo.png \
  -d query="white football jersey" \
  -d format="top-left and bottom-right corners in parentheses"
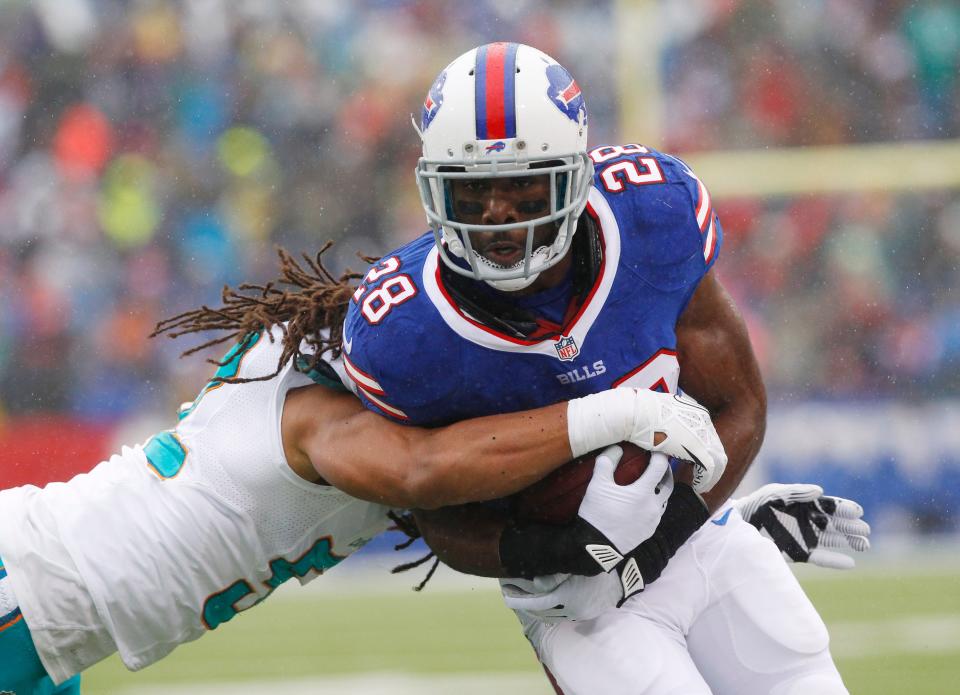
top-left (0, 328), bottom-right (393, 683)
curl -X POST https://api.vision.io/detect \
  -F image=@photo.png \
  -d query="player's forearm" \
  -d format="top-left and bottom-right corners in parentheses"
top-left (300, 385), bottom-right (681, 510)
top-left (396, 404), bottom-right (574, 509)
top-left (299, 387), bottom-right (576, 509)
top-left (307, 387), bottom-right (675, 510)
top-left (413, 506), bottom-right (509, 577)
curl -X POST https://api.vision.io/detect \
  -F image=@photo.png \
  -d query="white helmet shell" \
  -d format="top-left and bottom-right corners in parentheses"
top-left (415, 42), bottom-right (592, 291)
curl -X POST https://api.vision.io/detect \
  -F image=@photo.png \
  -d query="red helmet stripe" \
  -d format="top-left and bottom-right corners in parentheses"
top-left (474, 42), bottom-right (519, 140)
top-left (484, 42), bottom-right (508, 139)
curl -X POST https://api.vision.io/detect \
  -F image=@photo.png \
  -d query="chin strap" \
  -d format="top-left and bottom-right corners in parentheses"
top-left (482, 262), bottom-right (545, 291)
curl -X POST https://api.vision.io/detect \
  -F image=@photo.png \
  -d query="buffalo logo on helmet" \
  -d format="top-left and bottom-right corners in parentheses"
top-left (485, 141), bottom-right (506, 153)
top-left (422, 71), bottom-right (447, 130)
top-left (546, 64), bottom-right (586, 125)
top-left (554, 335), bottom-right (579, 361)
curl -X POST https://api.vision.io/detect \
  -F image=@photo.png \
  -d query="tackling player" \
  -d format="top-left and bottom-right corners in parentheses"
top-left (343, 43), bottom-right (868, 694)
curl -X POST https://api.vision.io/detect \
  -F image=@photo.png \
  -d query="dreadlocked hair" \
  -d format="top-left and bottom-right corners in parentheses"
top-left (155, 247), bottom-right (447, 587)
top-left (387, 510), bottom-right (441, 592)
top-left (152, 242), bottom-right (369, 384)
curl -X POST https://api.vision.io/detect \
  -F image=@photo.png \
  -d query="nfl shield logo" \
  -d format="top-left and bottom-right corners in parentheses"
top-left (554, 335), bottom-right (579, 361)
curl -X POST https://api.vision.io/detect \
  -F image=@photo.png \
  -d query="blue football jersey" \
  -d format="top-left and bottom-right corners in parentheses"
top-left (342, 144), bottom-right (722, 425)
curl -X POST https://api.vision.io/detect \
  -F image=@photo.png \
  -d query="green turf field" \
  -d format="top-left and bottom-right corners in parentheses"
top-left (81, 561), bottom-right (960, 694)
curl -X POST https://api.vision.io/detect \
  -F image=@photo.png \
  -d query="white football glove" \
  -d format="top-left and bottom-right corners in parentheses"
top-left (736, 483), bottom-right (871, 569)
top-left (502, 570), bottom-right (620, 623)
top-left (576, 446), bottom-right (673, 571)
top-left (567, 389), bottom-right (727, 494)
top-left (631, 391), bottom-right (726, 493)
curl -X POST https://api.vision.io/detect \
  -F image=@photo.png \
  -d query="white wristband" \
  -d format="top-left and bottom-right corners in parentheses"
top-left (566, 389), bottom-right (634, 458)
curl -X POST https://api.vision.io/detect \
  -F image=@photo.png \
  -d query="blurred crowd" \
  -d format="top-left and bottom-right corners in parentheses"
top-left (662, 0), bottom-right (960, 150)
top-left (720, 190), bottom-right (960, 402)
top-left (0, 0), bottom-right (957, 423)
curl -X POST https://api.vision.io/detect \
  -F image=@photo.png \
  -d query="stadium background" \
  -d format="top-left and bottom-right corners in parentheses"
top-left (0, 0), bottom-right (957, 692)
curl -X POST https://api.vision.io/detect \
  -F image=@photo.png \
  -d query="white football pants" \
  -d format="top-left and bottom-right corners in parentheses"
top-left (513, 506), bottom-right (848, 695)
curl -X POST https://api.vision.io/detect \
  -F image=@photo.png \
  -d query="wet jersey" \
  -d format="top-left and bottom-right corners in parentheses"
top-left (0, 327), bottom-right (391, 682)
top-left (343, 144), bottom-right (722, 424)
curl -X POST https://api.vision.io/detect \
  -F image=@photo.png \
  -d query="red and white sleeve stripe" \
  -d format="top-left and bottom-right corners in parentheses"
top-left (695, 177), bottom-right (718, 265)
top-left (342, 354), bottom-right (409, 421)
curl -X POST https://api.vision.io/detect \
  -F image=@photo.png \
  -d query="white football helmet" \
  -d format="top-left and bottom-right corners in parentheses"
top-left (415, 43), bottom-right (593, 291)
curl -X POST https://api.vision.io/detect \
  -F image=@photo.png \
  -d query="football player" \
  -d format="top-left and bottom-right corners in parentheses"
top-left (0, 244), bottom-right (865, 695)
top-left (0, 249), bottom-right (724, 695)
top-left (342, 43), bottom-right (869, 694)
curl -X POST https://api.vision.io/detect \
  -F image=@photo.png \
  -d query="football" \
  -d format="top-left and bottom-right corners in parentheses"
top-left (514, 443), bottom-right (692, 525)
